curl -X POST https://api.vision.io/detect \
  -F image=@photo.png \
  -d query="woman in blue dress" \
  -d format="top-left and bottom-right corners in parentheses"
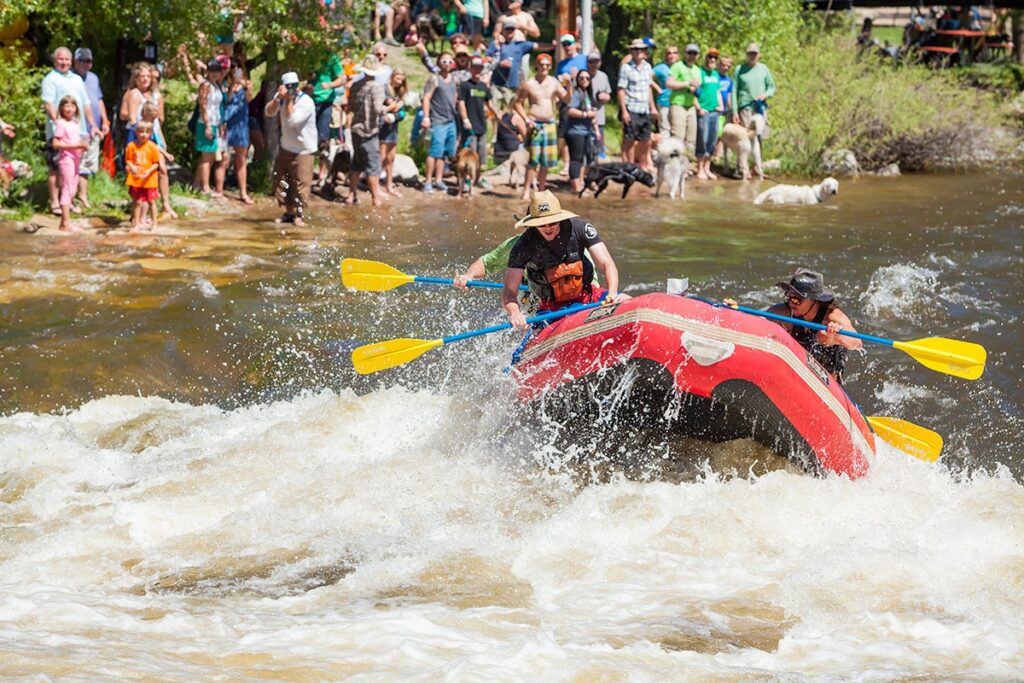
top-left (224, 58), bottom-right (254, 204)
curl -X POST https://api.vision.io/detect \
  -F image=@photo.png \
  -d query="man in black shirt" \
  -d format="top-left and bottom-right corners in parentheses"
top-left (458, 56), bottom-right (500, 178)
top-left (503, 190), bottom-right (625, 328)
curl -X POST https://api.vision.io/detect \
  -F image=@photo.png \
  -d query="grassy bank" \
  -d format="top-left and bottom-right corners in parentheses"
top-left (767, 32), bottom-right (1016, 174)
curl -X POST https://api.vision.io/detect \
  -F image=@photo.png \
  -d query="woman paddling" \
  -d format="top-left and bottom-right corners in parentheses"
top-left (728, 268), bottom-right (861, 383)
top-left (502, 190), bottom-right (627, 329)
top-left (730, 268), bottom-right (861, 381)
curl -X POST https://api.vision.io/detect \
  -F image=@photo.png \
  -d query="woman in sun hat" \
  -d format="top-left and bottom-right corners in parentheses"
top-left (765, 268), bottom-right (862, 382)
top-left (502, 190), bottom-right (628, 328)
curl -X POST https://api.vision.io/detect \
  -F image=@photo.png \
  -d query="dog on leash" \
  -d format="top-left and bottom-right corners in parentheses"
top-left (454, 147), bottom-right (480, 197)
top-left (580, 162), bottom-right (655, 199)
top-left (721, 114), bottom-right (765, 180)
top-left (654, 137), bottom-right (688, 199)
top-left (753, 177), bottom-right (839, 205)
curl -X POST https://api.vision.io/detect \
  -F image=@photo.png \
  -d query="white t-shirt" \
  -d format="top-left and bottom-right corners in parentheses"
top-left (279, 92), bottom-right (317, 155)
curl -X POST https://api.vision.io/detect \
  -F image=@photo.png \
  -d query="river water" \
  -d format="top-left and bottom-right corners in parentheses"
top-left (1, 173), bottom-right (1022, 679)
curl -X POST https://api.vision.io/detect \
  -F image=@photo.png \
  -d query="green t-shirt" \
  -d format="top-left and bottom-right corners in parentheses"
top-left (732, 62), bottom-right (776, 114)
top-left (481, 236), bottom-right (519, 275)
top-left (668, 61), bottom-right (701, 108)
top-left (440, 6), bottom-right (459, 35)
top-left (697, 67), bottom-right (722, 111)
top-left (480, 235), bottom-right (599, 285)
top-left (312, 54), bottom-right (343, 104)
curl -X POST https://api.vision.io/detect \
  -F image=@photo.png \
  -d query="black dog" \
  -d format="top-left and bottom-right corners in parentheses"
top-left (580, 162), bottom-right (655, 199)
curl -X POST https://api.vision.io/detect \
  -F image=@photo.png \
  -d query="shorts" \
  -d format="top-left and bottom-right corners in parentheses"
top-left (80, 135), bottom-right (101, 175)
top-left (623, 111), bottom-right (652, 141)
top-left (315, 100), bottom-right (334, 144)
top-left (427, 120), bottom-right (457, 159)
top-left (379, 120), bottom-right (399, 145)
top-left (462, 15), bottom-right (483, 37)
top-left (129, 186), bottom-right (159, 202)
top-left (353, 133), bottom-right (382, 176)
top-left (528, 120), bottom-right (557, 168)
top-left (45, 140), bottom-right (60, 171)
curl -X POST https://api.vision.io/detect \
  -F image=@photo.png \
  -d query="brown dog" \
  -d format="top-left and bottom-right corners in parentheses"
top-left (454, 147), bottom-right (480, 197)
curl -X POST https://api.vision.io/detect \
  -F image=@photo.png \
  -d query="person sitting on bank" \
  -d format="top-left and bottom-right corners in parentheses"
top-left (732, 268), bottom-right (862, 383)
top-left (502, 190), bottom-right (626, 329)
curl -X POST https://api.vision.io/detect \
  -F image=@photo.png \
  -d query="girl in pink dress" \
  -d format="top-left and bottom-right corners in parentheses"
top-left (52, 96), bottom-right (89, 232)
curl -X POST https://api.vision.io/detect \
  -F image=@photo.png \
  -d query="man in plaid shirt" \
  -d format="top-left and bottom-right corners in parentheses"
top-left (617, 38), bottom-right (656, 171)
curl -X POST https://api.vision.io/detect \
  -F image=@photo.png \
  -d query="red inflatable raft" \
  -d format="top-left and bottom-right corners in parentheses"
top-left (512, 293), bottom-right (875, 478)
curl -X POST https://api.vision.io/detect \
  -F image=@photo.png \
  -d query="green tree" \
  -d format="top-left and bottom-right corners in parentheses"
top-left (608, 0), bottom-right (803, 61)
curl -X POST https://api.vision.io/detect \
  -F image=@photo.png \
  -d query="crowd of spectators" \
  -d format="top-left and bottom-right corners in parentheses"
top-left (29, 1), bottom-right (780, 231)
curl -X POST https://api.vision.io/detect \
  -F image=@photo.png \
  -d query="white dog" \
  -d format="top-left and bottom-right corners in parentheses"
top-left (654, 137), bottom-right (688, 199)
top-left (720, 114), bottom-right (765, 180)
top-left (753, 177), bottom-right (839, 205)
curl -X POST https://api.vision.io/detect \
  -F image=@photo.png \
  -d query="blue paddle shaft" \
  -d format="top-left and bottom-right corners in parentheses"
top-left (442, 302), bottom-right (604, 344)
top-left (414, 276), bottom-right (529, 291)
top-left (690, 295), bottom-right (894, 348)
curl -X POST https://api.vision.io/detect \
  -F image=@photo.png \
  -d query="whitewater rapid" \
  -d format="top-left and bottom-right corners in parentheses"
top-left (2, 389), bottom-right (1021, 679)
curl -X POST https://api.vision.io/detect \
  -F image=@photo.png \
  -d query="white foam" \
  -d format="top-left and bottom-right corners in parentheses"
top-left (0, 392), bottom-right (1021, 678)
top-left (860, 263), bottom-right (940, 322)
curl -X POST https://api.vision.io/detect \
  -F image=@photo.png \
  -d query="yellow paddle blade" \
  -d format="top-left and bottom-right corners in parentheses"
top-left (867, 416), bottom-right (943, 462)
top-left (893, 337), bottom-right (987, 380)
top-left (341, 258), bottom-right (415, 292)
top-left (352, 338), bottom-right (443, 374)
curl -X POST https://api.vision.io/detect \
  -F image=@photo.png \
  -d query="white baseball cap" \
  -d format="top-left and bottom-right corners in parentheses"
top-left (281, 71), bottom-right (299, 85)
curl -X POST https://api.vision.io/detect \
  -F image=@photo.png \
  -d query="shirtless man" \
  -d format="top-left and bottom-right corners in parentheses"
top-left (514, 53), bottom-right (568, 200)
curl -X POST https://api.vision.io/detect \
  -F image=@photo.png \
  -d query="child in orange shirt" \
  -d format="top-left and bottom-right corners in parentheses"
top-left (124, 120), bottom-right (164, 231)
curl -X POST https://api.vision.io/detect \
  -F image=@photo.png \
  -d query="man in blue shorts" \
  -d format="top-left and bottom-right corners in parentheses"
top-left (422, 51), bottom-right (459, 193)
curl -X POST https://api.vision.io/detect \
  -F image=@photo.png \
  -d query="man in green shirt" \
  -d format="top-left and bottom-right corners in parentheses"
top-left (312, 53), bottom-right (346, 188)
top-left (731, 42), bottom-right (776, 131)
top-left (665, 43), bottom-right (702, 158)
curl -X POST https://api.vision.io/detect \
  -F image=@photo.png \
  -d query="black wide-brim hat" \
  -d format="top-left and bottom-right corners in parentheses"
top-left (776, 267), bottom-right (835, 303)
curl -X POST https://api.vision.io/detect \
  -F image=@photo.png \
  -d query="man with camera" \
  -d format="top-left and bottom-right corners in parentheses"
top-left (265, 71), bottom-right (316, 227)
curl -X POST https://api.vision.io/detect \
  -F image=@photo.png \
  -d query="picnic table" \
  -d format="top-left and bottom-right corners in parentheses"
top-left (922, 29), bottom-right (1013, 65)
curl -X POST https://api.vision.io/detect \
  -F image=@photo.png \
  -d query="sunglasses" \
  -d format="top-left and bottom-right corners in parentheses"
top-left (786, 293), bottom-right (805, 305)
top-left (503, 27), bottom-right (515, 31)
top-left (687, 51), bottom-right (699, 55)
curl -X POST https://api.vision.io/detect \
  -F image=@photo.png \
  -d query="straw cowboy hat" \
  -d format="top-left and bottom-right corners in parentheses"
top-left (515, 190), bottom-right (577, 229)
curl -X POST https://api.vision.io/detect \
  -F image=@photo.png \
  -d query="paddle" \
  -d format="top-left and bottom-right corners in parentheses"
top-left (341, 258), bottom-right (528, 292)
top-left (707, 299), bottom-right (987, 380)
top-left (352, 301), bottom-right (604, 374)
top-left (867, 416), bottom-right (943, 462)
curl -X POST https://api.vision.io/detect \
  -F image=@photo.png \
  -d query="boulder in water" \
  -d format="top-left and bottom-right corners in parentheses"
top-left (822, 149), bottom-right (860, 177)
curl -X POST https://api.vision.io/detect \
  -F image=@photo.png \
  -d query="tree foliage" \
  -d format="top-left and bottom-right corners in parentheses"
top-left (610, 0), bottom-right (804, 60)
top-left (767, 33), bottom-right (1008, 173)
